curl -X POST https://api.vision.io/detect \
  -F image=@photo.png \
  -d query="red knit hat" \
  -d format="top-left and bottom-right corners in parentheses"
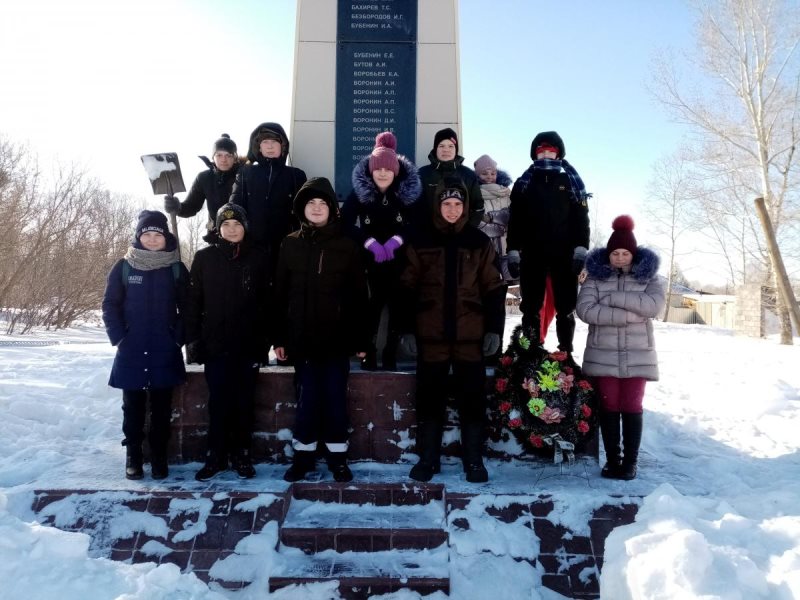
top-left (607, 215), bottom-right (637, 256)
top-left (534, 143), bottom-right (560, 158)
top-left (368, 132), bottom-right (400, 175)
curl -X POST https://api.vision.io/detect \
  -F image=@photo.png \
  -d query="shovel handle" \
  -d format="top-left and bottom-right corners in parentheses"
top-left (169, 211), bottom-right (181, 260)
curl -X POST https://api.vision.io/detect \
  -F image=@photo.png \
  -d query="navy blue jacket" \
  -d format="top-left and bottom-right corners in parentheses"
top-left (102, 259), bottom-right (189, 390)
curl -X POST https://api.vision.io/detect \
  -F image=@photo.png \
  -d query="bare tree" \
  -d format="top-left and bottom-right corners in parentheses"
top-left (645, 150), bottom-right (707, 320)
top-left (652, 0), bottom-right (800, 343)
top-left (1, 136), bottom-right (139, 333)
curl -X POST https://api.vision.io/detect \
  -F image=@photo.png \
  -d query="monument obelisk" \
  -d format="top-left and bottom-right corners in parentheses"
top-left (291, 0), bottom-right (462, 200)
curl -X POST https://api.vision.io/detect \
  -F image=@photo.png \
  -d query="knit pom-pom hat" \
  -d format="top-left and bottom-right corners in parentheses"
top-left (368, 131), bottom-right (400, 175)
top-left (606, 215), bottom-right (637, 256)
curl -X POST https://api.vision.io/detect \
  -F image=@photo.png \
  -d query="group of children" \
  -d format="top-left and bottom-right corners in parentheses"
top-left (102, 123), bottom-right (665, 484)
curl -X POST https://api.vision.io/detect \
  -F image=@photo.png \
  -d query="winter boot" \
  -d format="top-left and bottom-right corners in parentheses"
top-left (195, 452), bottom-right (228, 482)
top-left (125, 443), bottom-right (144, 481)
top-left (409, 421), bottom-right (442, 482)
top-left (233, 449), bottom-right (256, 479)
top-left (620, 413), bottom-right (643, 480)
top-left (283, 450), bottom-right (317, 482)
top-left (599, 412), bottom-right (622, 479)
top-left (555, 313), bottom-right (576, 353)
top-left (360, 349), bottom-right (378, 371)
top-left (326, 452), bottom-right (353, 483)
top-left (460, 423), bottom-right (489, 483)
top-left (521, 314), bottom-right (543, 348)
top-left (150, 453), bottom-right (169, 480)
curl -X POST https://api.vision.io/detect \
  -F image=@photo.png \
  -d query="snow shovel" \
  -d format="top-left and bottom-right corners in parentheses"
top-left (140, 152), bottom-right (185, 257)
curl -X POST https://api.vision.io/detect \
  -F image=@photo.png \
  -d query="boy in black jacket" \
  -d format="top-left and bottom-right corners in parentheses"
top-left (185, 203), bottom-right (270, 481)
top-left (506, 131), bottom-right (590, 355)
top-left (273, 177), bottom-right (370, 483)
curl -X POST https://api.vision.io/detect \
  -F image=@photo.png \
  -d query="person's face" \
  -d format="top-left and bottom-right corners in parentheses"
top-left (536, 146), bottom-right (559, 160)
top-left (304, 198), bottom-right (330, 227)
top-left (610, 249), bottom-right (633, 269)
top-left (219, 219), bottom-right (245, 242)
top-left (372, 168), bottom-right (395, 192)
top-left (478, 168), bottom-right (497, 184)
top-left (440, 198), bottom-right (464, 224)
top-left (139, 231), bottom-right (166, 251)
top-left (259, 138), bottom-right (283, 159)
top-left (436, 140), bottom-right (457, 161)
top-left (213, 151), bottom-right (235, 172)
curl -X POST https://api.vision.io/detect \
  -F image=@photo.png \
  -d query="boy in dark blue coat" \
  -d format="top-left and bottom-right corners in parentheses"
top-left (102, 210), bottom-right (189, 480)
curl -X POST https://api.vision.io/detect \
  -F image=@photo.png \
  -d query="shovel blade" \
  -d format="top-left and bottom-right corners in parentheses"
top-left (140, 153), bottom-right (186, 195)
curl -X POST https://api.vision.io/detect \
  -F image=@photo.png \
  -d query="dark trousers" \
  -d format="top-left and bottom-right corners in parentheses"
top-left (292, 356), bottom-right (351, 448)
top-left (594, 376), bottom-right (647, 413)
top-left (122, 388), bottom-right (173, 455)
top-left (204, 357), bottom-right (258, 458)
top-left (366, 262), bottom-right (401, 349)
top-left (415, 359), bottom-right (487, 426)
top-left (519, 253), bottom-right (578, 351)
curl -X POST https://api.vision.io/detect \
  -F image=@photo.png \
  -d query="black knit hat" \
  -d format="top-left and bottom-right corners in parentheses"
top-left (530, 131), bottom-right (566, 160)
top-left (135, 210), bottom-right (168, 240)
top-left (433, 127), bottom-right (459, 154)
top-left (213, 133), bottom-right (237, 155)
top-left (215, 203), bottom-right (249, 232)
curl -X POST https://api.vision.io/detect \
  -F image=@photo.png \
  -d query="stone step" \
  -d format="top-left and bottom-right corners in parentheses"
top-left (268, 545), bottom-right (450, 597)
top-left (281, 498), bottom-right (447, 552)
top-left (290, 481), bottom-right (445, 506)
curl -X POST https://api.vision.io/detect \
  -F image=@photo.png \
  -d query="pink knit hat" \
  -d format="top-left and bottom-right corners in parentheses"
top-left (473, 154), bottom-right (497, 174)
top-left (368, 132), bottom-right (400, 175)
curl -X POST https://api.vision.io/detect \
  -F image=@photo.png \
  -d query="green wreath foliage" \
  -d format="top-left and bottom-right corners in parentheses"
top-left (493, 324), bottom-right (597, 454)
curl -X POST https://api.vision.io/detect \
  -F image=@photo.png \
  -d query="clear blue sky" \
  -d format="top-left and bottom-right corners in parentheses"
top-left (1, 0), bottom-right (711, 278)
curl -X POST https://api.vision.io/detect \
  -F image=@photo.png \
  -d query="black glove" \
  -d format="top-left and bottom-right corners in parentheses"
top-left (185, 341), bottom-right (204, 365)
top-left (400, 334), bottom-right (417, 358)
top-left (507, 250), bottom-right (521, 280)
top-left (572, 246), bottom-right (588, 276)
top-left (482, 333), bottom-right (501, 357)
top-left (164, 195), bottom-right (180, 215)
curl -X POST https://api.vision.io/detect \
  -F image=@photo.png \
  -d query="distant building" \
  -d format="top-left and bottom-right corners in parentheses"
top-left (664, 283), bottom-right (736, 328)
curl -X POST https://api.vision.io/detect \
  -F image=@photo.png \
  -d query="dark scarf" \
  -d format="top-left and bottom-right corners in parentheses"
top-left (520, 158), bottom-right (589, 203)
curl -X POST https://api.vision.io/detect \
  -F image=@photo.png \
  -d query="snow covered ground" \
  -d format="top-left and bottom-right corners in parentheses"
top-left (1, 316), bottom-right (799, 599)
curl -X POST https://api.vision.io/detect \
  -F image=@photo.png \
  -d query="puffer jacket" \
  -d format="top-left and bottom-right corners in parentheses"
top-left (176, 160), bottom-right (241, 229)
top-left (273, 177), bottom-right (370, 359)
top-left (476, 169), bottom-right (513, 254)
top-left (102, 253), bottom-right (189, 390)
top-left (229, 122), bottom-right (307, 271)
top-left (341, 154), bottom-right (422, 245)
top-left (185, 239), bottom-right (270, 363)
top-left (399, 182), bottom-right (506, 362)
top-left (416, 150), bottom-right (484, 228)
top-left (576, 247), bottom-right (666, 380)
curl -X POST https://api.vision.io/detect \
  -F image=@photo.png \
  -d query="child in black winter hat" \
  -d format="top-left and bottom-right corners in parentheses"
top-left (102, 210), bottom-right (189, 481)
top-left (273, 177), bottom-right (370, 483)
top-left (185, 203), bottom-right (270, 481)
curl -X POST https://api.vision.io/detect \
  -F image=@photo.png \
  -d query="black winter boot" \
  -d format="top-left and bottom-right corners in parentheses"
top-left (284, 450), bottom-right (317, 482)
top-left (326, 452), bottom-right (353, 483)
top-left (233, 449), bottom-right (256, 479)
top-left (150, 454), bottom-right (169, 480)
top-left (409, 421), bottom-right (442, 482)
top-left (461, 423), bottom-right (489, 483)
top-left (195, 452), bottom-right (228, 482)
top-left (360, 349), bottom-right (378, 371)
top-left (620, 412), bottom-right (643, 480)
top-left (599, 412), bottom-right (622, 479)
top-left (125, 443), bottom-right (144, 480)
top-left (555, 313), bottom-right (576, 353)
top-left (521, 314), bottom-right (543, 347)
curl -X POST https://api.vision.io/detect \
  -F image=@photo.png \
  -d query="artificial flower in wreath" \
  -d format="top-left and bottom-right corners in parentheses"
top-left (493, 324), bottom-right (597, 457)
